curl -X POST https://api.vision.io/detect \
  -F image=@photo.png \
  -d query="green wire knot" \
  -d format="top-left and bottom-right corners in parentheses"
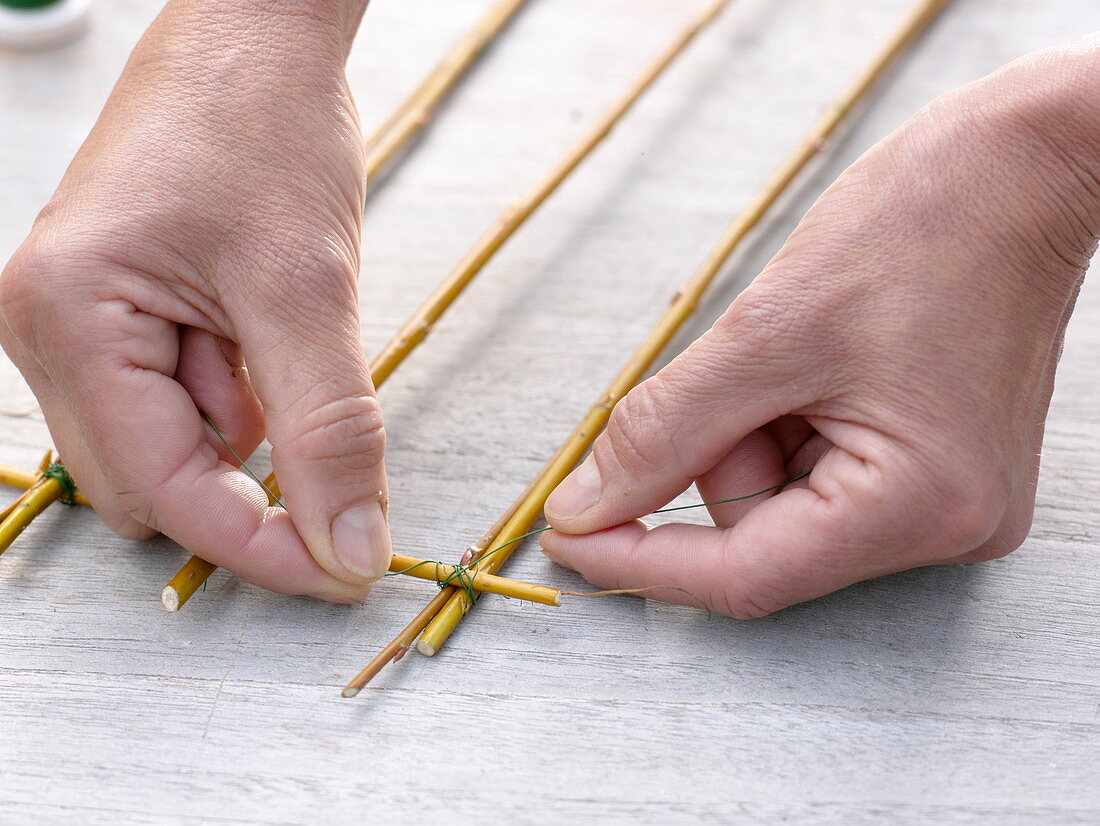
top-left (41, 462), bottom-right (77, 506)
top-left (385, 556), bottom-right (487, 605)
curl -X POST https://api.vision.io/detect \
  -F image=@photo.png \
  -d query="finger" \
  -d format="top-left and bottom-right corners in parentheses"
top-left (695, 429), bottom-right (786, 527)
top-left (0, 324), bottom-right (156, 539)
top-left (544, 301), bottom-right (821, 535)
top-left (175, 327), bottom-right (264, 465)
top-left (763, 415), bottom-right (815, 461)
top-left (49, 301), bottom-right (370, 601)
top-left (543, 444), bottom-right (999, 618)
top-left (236, 255), bottom-right (390, 586)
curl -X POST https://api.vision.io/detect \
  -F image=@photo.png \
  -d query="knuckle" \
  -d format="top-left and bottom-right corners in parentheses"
top-left (964, 539), bottom-right (1016, 564)
top-left (0, 245), bottom-right (56, 343)
top-left (1, 237), bottom-right (120, 346)
top-left (997, 518), bottom-right (1033, 556)
top-left (712, 587), bottom-right (778, 620)
top-left (260, 241), bottom-right (359, 315)
top-left (716, 288), bottom-right (789, 350)
top-left (711, 286), bottom-right (831, 386)
top-left (922, 469), bottom-right (1007, 555)
top-left (712, 556), bottom-right (792, 620)
top-left (603, 380), bottom-right (681, 473)
top-left (284, 392), bottom-right (386, 472)
top-left (966, 512), bottom-right (1033, 563)
top-left (102, 505), bottom-right (158, 541)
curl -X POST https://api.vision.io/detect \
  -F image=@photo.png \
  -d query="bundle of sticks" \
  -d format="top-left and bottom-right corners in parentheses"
top-left (0, 0), bottom-right (954, 698)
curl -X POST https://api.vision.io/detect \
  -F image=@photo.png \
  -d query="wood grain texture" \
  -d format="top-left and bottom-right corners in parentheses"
top-left (1, 0), bottom-right (1098, 823)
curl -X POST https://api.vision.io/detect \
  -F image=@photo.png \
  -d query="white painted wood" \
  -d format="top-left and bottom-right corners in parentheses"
top-left (1, 1), bottom-right (1098, 823)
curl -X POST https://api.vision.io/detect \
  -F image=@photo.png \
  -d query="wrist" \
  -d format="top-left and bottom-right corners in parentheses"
top-left (220, 0), bottom-right (370, 51)
top-left (151, 0), bottom-right (368, 65)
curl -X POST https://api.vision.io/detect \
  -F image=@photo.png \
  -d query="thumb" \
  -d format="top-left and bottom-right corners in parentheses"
top-left (544, 306), bottom-right (809, 534)
top-left (241, 277), bottom-right (391, 586)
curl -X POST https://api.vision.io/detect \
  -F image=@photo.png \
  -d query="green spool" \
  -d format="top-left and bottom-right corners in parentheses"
top-left (0, 0), bottom-right (65, 9)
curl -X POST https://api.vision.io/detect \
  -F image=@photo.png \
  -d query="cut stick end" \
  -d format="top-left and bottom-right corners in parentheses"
top-left (341, 686), bottom-right (360, 699)
top-left (161, 586), bottom-right (180, 613)
top-left (416, 640), bottom-right (437, 657)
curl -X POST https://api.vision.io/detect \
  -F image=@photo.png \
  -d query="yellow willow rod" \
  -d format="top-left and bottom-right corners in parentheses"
top-left (164, 0), bottom-right (736, 611)
top-left (0, 451), bottom-right (82, 555)
top-left (368, 0), bottom-right (735, 386)
top-left (0, 478), bottom-right (64, 556)
top-left (340, 441), bottom-right (574, 696)
top-left (363, 0), bottom-right (531, 182)
top-left (414, 0), bottom-right (956, 656)
top-left (164, 534), bottom-right (560, 615)
top-left (387, 553), bottom-right (561, 606)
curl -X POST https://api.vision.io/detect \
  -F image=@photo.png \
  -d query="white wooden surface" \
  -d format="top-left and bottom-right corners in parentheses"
top-left (2, 1), bottom-right (1099, 823)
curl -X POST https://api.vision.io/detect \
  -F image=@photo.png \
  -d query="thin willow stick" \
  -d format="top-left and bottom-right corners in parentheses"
top-left (161, 557), bottom-right (219, 611)
top-left (0, 488), bottom-right (33, 524)
top-left (165, 436), bottom-right (546, 612)
top-left (0, 450), bottom-right (88, 554)
top-left (165, 548), bottom-right (558, 611)
top-left (0, 464), bottom-right (36, 490)
top-left (0, 462), bottom-right (90, 507)
top-left (36, 449), bottom-right (54, 475)
top-left (165, 0), bottom-right (734, 611)
top-left (369, 0), bottom-right (736, 386)
top-left (362, 0), bottom-right (531, 180)
top-left (388, 553), bottom-right (560, 605)
top-left (0, 452), bottom-right (55, 526)
top-left (342, 590), bottom-right (452, 697)
top-left (341, 452), bottom-right (572, 694)
top-left (0, 477), bottom-right (64, 556)
top-left (413, 0), bottom-right (956, 657)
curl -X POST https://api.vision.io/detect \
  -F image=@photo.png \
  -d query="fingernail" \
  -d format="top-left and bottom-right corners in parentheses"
top-left (332, 503), bottom-right (391, 580)
top-left (545, 456), bottom-right (602, 520)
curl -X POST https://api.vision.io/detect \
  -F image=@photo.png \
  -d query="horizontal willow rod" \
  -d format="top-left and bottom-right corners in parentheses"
top-left (163, 549), bottom-right (559, 612)
top-left (412, 0), bottom-right (956, 657)
top-left (165, 0), bottom-right (735, 611)
top-left (388, 553), bottom-right (560, 606)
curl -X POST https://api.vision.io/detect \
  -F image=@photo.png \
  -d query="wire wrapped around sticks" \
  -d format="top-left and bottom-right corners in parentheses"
top-left (0, 452), bottom-right (87, 556)
top-left (341, 473), bottom-right (809, 695)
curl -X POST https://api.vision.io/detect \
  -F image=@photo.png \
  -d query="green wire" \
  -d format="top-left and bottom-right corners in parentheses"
top-left (383, 471), bottom-right (812, 602)
top-left (201, 412), bottom-right (286, 509)
top-left (203, 411), bottom-right (812, 601)
top-left (40, 462), bottom-right (78, 506)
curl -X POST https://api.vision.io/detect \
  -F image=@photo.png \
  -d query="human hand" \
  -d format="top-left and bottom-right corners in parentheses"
top-left (0, 0), bottom-right (387, 601)
top-left (541, 40), bottom-right (1100, 618)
